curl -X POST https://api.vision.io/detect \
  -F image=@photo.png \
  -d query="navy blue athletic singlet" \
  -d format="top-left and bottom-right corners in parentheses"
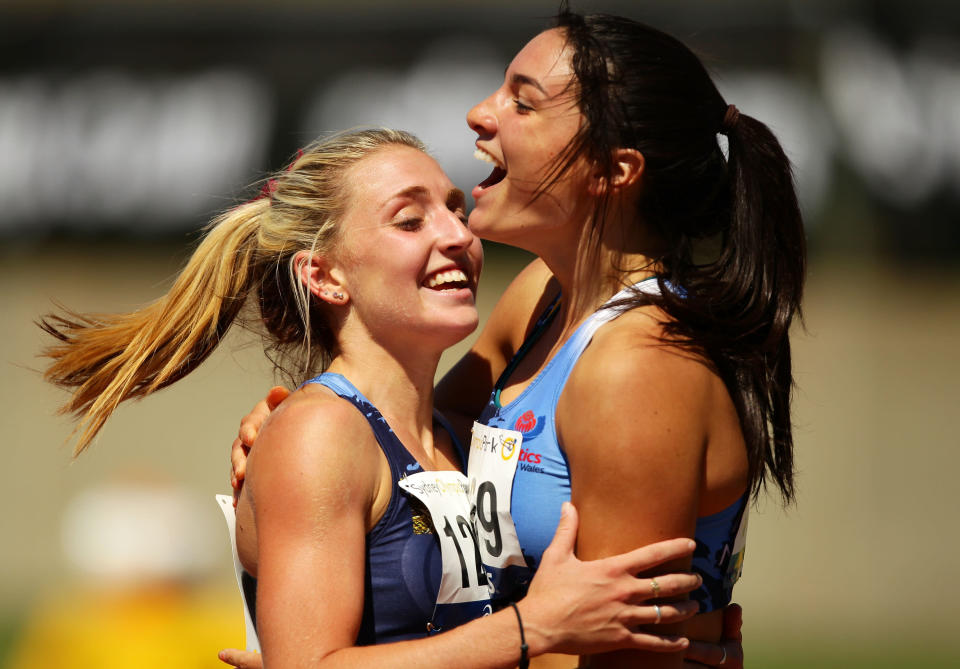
top-left (477, 280), bottom-right (748, 613)
top-left (246, 372), bottom-right (489, 644)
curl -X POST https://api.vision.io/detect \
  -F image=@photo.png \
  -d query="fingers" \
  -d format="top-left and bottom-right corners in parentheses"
top-left (629, 573), bottom-right (702, 603)
top-left (236, 385), bottom-right (289, 454)
top-left (217, 649), bottom-right (263, 669)
top-left (685, 639), bottom-right (740, 667)
top-left (723, 602), bottom-right (743, 641)
top-left (230, 387), bottom-right (289, 508)
top-left (682, 603), bottom-right (743, 667)
top-left (624, 631), bottom-right (690, 654)
top-left (612, 537), bottom-right (697, 575)
top-left (231, 438), bottom-right (248, 486)
top-left (230, 437), bottom-right (249, 507)
top-left (718, 637), bottom-right (744, 668)
top-left (238, 401), bottom-right (269, 448)
top-left (540, 501), bottom-right (578, 561)
top-left (627, 600), bottom-right (699, 627)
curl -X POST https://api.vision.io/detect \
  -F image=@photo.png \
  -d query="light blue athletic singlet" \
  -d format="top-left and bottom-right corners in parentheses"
top-left (476, 280), bottom-right (748, 612)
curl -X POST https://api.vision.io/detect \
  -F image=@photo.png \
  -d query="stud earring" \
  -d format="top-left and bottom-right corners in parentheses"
top-left (332, 291), bottom-right (345, 300)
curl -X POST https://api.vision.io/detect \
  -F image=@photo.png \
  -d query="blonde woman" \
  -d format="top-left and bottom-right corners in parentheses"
top-left (42, 129), bottom-right (703, 668)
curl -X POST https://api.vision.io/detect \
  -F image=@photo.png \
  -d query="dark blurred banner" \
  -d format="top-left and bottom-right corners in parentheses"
top-left (2, 0), bottom-right (958, 260)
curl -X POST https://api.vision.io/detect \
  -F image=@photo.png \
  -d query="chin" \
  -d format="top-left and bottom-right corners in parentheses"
top-left (467, 212), bottom-right (515, 244)
top-left (434, 314), bottom-right (480, 347)
top-left (468, 201), bottom-right (540, 246)
top-left (465, 210), bottom-right (495, 239)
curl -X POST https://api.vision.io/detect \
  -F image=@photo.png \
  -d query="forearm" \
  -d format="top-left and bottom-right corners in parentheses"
top-left (286, 605), bottom-right (538, 669)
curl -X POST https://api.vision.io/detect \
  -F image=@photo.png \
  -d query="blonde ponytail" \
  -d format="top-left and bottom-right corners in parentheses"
top-left (41, 199), bottom-right (265, 455)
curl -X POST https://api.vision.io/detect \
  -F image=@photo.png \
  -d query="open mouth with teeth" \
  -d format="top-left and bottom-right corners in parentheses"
top-left (475, 148), bottom-right (506, 189)
top-left (424, 268), bottom-right (470, 291)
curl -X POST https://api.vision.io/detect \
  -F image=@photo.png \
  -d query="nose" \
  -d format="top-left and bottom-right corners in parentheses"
top-left (437, 209), bottom-right (475, 254)
top-left (466, 93), bottom-right (497, 138)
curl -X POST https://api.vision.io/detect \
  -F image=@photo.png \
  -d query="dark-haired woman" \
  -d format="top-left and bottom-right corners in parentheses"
top-left (231, 9), bottom-right (802, 669)
top-left (447, 12), bottom-right (802, 668)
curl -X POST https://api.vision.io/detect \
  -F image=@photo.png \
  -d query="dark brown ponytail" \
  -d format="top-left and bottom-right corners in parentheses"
top-left (555, 9), bottom-right (805, 502)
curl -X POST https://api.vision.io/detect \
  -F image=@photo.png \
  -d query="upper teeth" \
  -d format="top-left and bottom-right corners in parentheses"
top-left (427, 269), bottom-right (468, 288)
top-left (474, 149), bottom-right (504, 170)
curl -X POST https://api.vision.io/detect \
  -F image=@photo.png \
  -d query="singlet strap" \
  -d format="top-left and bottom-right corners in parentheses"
top-left (492, 278), bottom-right (664, 409)
top-left (432, 408), bottom-right (467, 470)
top-left (301, 373), bottom-right (466, 474)
top-left (492, 292), bottom-right (562, 409)
top-left (301, 373), bottom-right (410, 474)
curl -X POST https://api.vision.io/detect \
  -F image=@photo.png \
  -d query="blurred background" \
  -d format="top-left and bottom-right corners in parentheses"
top-left (2, 0), bottom-right (959, 667)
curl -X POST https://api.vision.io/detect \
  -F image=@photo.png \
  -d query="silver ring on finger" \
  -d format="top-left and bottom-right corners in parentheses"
top-left (650, 578), bottom-right (661, 597)
top-left (653, 604), bottom-right (662, 624)
top-left (718, 646), bottom-right (727, 665)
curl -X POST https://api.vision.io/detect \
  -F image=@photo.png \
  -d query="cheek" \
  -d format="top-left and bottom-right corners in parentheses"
top-left (505, 131), bottom-right (576, 190)
top-left (468, 241), bottom-right (484, 277)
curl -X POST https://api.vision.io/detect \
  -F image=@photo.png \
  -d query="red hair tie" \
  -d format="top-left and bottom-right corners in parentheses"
top-left (720, 104), bottom-right (740, 135)
top-left (250, 149), bottom-right (304, 203)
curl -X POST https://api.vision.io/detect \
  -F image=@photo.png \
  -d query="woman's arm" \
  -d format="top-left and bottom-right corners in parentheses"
top-left (559, 312), bottom-right (711, 669)
top-left (244, 393), bottom-right (384, 665)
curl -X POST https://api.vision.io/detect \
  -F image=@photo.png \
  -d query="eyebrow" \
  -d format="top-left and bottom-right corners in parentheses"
top-left (510, 72), bottom-right (547, 96)
top-left (380, 185), bottom-right (429, 210)
top-left (379, 185), bottom-right (465, 211)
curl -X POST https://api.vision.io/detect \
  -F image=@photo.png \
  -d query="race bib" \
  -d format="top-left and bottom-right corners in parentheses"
top-left (467, 422), bottom-right (527, 578)
top-left (726, 505), bottom-right (749, 586)
top-left (398, 471), bottom-right (490, 605)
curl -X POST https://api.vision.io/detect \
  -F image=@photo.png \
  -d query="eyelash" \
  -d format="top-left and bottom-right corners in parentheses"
top-left (395, 217), bottom-right (423, 231)
top-left (394, 208), bottom-right (467, 230)
top-left (512, 98), bottom-right (533, 114)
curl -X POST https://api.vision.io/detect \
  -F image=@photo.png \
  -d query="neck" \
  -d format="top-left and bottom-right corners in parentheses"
top-left (534, 202), bottom-right (663, 331)
top-left (325, 324), bottom-right (442, 443)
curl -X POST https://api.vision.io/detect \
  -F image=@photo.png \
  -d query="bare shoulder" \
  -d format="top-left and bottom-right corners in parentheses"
top-left (584, 307), bottom-right (713, 393)
top-left (247, 386), bottom-right (381, 498)
top-left (560, 306), bottom-right (710, 561)
top-left (562, 306), bottom-right (716, 450)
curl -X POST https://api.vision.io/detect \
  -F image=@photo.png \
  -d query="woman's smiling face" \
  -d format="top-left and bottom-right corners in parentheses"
top-left (334, 145), bottom-right (483, 350)
top-left (466, 28), bottom-right (592, 251)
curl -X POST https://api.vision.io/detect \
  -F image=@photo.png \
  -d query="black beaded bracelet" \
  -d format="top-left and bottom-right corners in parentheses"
top-left (508, 602), bottom-right (529, 669)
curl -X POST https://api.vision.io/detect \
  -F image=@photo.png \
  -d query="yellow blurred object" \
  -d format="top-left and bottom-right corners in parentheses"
top-left (8, 584), bottom-right (244, 669)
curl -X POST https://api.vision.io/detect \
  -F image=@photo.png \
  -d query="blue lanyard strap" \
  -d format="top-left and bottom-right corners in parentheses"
top-left (492, 292), bottom-right (562, 409)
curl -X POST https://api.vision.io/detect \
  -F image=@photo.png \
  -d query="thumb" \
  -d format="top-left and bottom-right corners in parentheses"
top-left (266, 385), bottom-right (291, 410)
top-left (542, 501), bottom-right (579, 560)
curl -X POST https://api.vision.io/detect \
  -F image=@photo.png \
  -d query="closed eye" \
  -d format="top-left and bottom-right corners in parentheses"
top-left (513, 98), bottom-right (534, 114)
top-left (395, 217), bottom-right (423, 231)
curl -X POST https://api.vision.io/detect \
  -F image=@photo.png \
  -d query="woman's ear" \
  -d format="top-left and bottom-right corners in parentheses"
top-left (588, 148), bottom-right (645, 196)
top-left (293, 250), bottom-right (349, 305)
